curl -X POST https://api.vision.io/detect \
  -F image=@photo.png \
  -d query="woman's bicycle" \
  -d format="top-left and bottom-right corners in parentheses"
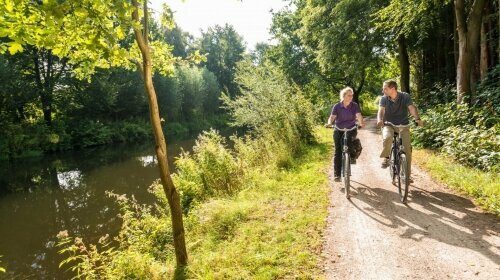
top-left (328, 125), bottom-right (358, 198)
top-left (384, 121), bottom-right (410, 203)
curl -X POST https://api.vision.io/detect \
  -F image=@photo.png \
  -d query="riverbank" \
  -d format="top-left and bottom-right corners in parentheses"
top-left (54, 127), bottom-right (332, 278)
top-left (181, 127), bottom-right (331, 278)
top-left (0, 115), bottom-right (230, 161)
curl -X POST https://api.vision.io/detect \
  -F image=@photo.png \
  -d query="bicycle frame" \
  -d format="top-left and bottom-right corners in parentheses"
top-left (334, 125), bottom-right (357, 198)
top-left (384, 121), bottom-right (410, 202)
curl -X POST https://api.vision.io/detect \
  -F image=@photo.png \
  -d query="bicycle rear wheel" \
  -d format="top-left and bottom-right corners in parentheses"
top-left (343, 152), bottom-right (350, 198)
top-left (398, 153), bottom-right (409, 203)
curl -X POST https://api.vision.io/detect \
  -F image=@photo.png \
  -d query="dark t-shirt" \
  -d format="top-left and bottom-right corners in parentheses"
top-left (330, 102), bottom-right (361, 129)
top-left (379, 92), bottom-right (413, 125)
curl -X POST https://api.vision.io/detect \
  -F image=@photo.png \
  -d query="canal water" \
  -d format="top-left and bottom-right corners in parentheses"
top-left (0, 136), bottom-right (197, 279)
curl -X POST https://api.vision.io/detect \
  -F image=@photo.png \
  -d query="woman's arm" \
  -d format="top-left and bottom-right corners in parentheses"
top-left (327, 114), bottom-right (337, 126)
top-left (356, 112), bottom-right (364, 128)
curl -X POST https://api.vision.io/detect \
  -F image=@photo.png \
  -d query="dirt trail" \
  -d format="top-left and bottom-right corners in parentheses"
top-left (322, 117), bottom-right (500, 279)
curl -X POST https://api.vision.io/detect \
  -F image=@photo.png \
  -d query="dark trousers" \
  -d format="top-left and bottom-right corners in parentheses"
top-left (333, 129), bottom-right (357, 177)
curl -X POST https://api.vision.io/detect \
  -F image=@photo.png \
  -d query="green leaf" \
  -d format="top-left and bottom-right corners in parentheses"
top-left (8, 42), bottom-right (23, 55)
top-left (5, 0), bottom-right (14, 12)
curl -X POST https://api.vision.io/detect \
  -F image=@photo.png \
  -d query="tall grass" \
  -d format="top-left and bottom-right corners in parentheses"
top-left (413, 149), bottom-right (500, 215)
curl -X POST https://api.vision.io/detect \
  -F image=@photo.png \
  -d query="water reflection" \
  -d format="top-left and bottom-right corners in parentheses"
top-left (137, 155), bottom-right (157, 167)
top-left (0, 137), bottom-right (196, 279)
top-left (57, 170), bottom-right (83, 190)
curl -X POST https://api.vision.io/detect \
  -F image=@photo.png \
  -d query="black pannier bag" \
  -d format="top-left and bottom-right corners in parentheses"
top-left (349, 138), bottom-right (362, 159)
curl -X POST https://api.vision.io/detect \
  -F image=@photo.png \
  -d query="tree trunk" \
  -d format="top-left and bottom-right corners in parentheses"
top-left (445, 5), bottom-right (456, 84)
top-left (132, 0), bottom-right (188, 267)
top-left (33, 49), bottom-right (53, 126)
top-left (353, 70), bottom-right (365, 104)
top-left (479, 16), bottom-right (489, 80)
top-left (454, 0), bottom-right (486, 104)
top-left (397, 34), bottom-right (410, 94)
top-left (32, 48), bottom-right (66, 127)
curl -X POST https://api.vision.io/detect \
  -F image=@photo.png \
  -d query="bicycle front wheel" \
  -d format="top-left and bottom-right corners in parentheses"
top-left (398, 153), bottom-right (409, 203)
top-left (389, 146), bottom-right (397, 183)
top-left (343, 152), bottom-right (350, 198)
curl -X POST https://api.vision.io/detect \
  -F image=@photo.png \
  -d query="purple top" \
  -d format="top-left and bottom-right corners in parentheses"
top-left (330, 102), bottom-right (361, 129)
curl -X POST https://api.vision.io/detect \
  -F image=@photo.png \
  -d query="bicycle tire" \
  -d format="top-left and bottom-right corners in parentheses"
top-left (398, 153), bottom-right (409, 203)
top-left (343, 152), bottom-right (350, 198)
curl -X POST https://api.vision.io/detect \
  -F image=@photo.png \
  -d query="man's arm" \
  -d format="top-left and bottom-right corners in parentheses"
top-left (377, 106), bottom-right (385, 127)
top-left (408, 104), bottom-right (424, 126)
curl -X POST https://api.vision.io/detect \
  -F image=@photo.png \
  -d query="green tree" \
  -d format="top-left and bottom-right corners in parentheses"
top-left (177, 65), bottom-right (206, 121)
top-left (201, 67), bottom-right (221, 116)
top-left (198, 24), bottom-right (245, 98)
top-left (298, 0), bottom-right (387, 102)
top-left (0, 0), bottom-right (194, 267)
top-left (376, 0), bottom-right (433, 93)
top-left (155, 73), bottom-right (182, 122)
top-left (0, 54), bottom-right (37, 123)
top-left (268, 2), bottom-right (337, 108)
top-left (269, 4), bottom-right (322, 88)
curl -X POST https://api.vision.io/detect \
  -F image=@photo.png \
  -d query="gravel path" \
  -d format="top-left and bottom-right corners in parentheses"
top-left (322, 117), bottom-right (500, 279)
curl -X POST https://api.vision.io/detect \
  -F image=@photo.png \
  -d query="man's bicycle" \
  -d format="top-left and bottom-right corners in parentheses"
top-left (384, 121), bottom-right (410, 203)
top-left (327, 125), bottom-right (358, 198)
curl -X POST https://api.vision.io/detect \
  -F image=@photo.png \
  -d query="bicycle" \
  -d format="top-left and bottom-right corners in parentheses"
top-left (328, 125), bottom-right (358, 198)
top-left (384, 121), bottom-right (410, 203)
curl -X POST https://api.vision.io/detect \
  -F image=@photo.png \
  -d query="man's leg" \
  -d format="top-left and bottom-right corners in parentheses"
top-left (380, 126), bottom-right (394, 159)
top-left (401, 127), bottom-right (412, 177)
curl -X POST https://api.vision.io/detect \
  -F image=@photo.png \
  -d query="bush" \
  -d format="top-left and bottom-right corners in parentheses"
top-left (413, 102), bottom-right (499, 171)
top-left (222, 60), bottom-right (317, 167)
top-left (71, 120), bottom-right (114, 148)
top-left (114, 120), bottom-right (151, 142)
top-left (173, 129), bottom-right (243, 212)
top-left (440, 125), bottom-right (499, 171)
top-left (57, 190), bottom-right (174, 280)
top-left (0, 120), bottom-right (68, 159)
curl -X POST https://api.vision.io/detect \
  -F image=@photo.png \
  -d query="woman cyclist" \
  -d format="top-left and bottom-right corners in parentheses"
top-left (326, 87), bottom-right (365, 182)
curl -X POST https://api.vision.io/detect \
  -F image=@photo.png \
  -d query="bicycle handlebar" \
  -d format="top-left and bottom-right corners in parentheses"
top-left (333, 125), bottom-right (358, 132)
top-left (383, 121), bottom-right (411, 128)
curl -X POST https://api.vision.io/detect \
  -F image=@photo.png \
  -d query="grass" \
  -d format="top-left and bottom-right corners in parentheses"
top-left (183, 127), bottom-right (332, 279)
top-left (413, 149), bottom-right (500, 215)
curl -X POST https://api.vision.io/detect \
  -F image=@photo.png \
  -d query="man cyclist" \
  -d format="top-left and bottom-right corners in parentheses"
top-left (377, 80), bottom-right (424, 183)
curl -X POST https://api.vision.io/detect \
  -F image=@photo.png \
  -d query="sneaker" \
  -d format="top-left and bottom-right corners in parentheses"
top-left (334, 176), bottom-right (341, 182)
top-left (381, 157), bottom-right (389, 168)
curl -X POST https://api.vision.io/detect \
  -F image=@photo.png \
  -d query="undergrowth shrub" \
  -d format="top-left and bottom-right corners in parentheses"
top-left (57, 189), bottom-right (174, 280)
top-left (413, 75), bottom-right (499, 171)
top-left (173, 129), bottom-right (243, 212)
top-left (222, 60), bottom-right (316, 168)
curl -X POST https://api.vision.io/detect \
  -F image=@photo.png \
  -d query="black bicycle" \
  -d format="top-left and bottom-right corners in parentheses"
top-left (333, 125), bottom-right (357, 198)
top-left (384, 121), bottom-right (410, 203)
